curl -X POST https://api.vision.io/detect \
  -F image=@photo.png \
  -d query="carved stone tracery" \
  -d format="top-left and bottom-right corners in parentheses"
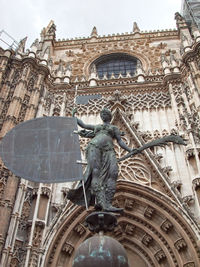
top-left (65, 91), bottom-right (171, 118)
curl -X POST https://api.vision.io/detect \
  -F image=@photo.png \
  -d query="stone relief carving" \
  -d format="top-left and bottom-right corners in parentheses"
top-left (160, 219), bottom-right (173, 233)
top-left (62, 242), bottom-right (74, 255)
top-left (124, 198), bottom-right (134, 210)
top-left (174, 237), bottom-right (187, 251)
top-left (144, 206), bottom-right (155, 219)
top-left (154, 249), bottom-right (166, 263)
top-left (65, 91), bottom-right (171, 119)
top-left (43, 91), bottom-right (54, 113)
top-left (142, 233), bottom-right (153, 247)
top-left (0, 164), bottom-right (10, 199)
top-left (52, 94), bottom-right (64, 116)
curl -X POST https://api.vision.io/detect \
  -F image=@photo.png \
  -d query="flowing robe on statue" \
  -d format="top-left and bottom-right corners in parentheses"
top-left (67, 124), bottom-right (119, 207)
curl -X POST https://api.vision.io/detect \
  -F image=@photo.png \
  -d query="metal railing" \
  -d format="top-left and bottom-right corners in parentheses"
top-left (0, 30), bottom-right (19, 50)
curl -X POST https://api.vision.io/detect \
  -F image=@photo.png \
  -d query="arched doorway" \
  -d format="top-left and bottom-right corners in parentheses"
top-left (43, 181), bottom-right (200, 266)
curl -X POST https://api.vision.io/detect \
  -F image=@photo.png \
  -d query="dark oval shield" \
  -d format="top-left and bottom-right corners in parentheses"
top-left (0, 117), bottom-right (83, 183)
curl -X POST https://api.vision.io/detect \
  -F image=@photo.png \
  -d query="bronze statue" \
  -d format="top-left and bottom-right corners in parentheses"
top-left (67, 108), bottom-right (137, 212)
top-left (67, 108), bottom-right (186, 213)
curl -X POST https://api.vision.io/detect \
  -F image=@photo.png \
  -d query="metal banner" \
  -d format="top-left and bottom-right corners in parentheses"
top-left (0, 117), bottom-right (83, 183)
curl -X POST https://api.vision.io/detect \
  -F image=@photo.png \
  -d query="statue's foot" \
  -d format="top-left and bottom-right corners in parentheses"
top-left (104, 205), bottom-right (123, 213)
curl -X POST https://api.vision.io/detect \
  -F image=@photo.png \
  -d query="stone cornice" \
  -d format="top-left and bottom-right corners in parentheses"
top-left (0, 54), bottom-right (50, 77)
top-left (54, 29), bottom-right (179, 49)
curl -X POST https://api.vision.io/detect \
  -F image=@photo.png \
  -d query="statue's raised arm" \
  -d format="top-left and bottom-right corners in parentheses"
top-left (72, 107), bottom-right (95, 131)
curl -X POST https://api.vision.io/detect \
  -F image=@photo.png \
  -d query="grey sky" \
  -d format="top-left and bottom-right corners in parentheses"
top-left (0, 0), bottom-right (182, 49)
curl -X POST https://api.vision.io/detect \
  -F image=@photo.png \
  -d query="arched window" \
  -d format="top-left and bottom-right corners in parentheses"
top-left (93, 53), bottom-right (138, 79)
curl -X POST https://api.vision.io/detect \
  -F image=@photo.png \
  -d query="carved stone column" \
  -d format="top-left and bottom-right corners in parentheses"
top-left (0, 166), bottom-right (19, 256)
top-left (24, 73), bottom-right (44, 120)
top-left (0, 64), bottom-right (31, 136)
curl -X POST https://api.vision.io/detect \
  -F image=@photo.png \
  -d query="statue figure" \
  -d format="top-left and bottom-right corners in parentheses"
top-left (67, 108), bottom-right (137, 212)
top-left (67, 108), bottom-right (187, 213)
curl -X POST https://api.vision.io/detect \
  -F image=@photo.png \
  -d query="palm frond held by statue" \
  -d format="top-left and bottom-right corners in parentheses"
top-left (118, 135), bottom-right (187, 162)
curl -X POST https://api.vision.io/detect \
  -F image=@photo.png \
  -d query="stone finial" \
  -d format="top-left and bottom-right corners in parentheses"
top-left (30, 39), bottom-right (39, 53)
top-left (40, 20), bottom-right (56, 40)
top-left (89, 64), bottom-right (98, 86)
top-left (16, 36), bottom-right (27, 54)
top-left (91, 26), bottom-right (98, 37)
top-left (46, 20), bottom-right (56, 35)
top-left (133, 22), bottom-right (140, 33)
top-left (136, 61), bottom-right (145, 82)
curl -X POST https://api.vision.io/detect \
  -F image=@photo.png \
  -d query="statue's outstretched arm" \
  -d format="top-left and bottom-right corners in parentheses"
top-left (72, 108), bottom-right (94, 131)
top-left (115, 127), bottom-right (137, 153)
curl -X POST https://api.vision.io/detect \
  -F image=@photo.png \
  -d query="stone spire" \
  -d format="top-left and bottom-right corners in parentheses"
top-left (91, 26), bottom-right (98, 37)
top-left (30, 39), bottom-right (39, 53)
top-left (133, 22), bottom-right (140, 33)
top-left (40, 20), bottom-right (56, 41)
top-left (16, 36), bottom-right (27, 54)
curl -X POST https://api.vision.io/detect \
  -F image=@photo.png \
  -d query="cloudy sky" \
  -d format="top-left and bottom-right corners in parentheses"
top-left (0, 0), bottom-right (182, 49)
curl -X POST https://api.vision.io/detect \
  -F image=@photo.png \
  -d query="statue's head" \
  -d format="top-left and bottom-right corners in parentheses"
top-left (100, 108), bottom-right (112, 122)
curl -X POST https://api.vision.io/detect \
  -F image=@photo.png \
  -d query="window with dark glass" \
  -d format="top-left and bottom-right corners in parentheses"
top-left (93, 53), bottom-right (138, 79)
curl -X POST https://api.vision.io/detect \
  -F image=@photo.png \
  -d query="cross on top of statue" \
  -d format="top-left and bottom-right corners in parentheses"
top-left (0, 116), bottom-right (83, 183)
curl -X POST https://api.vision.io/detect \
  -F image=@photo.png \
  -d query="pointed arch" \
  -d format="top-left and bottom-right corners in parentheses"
top-left (42, 181), bottom-right (200, 267)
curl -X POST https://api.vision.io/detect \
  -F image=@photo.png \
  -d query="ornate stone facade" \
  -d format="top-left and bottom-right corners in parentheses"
top-left (0, 14), bottom-right (200, 266)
